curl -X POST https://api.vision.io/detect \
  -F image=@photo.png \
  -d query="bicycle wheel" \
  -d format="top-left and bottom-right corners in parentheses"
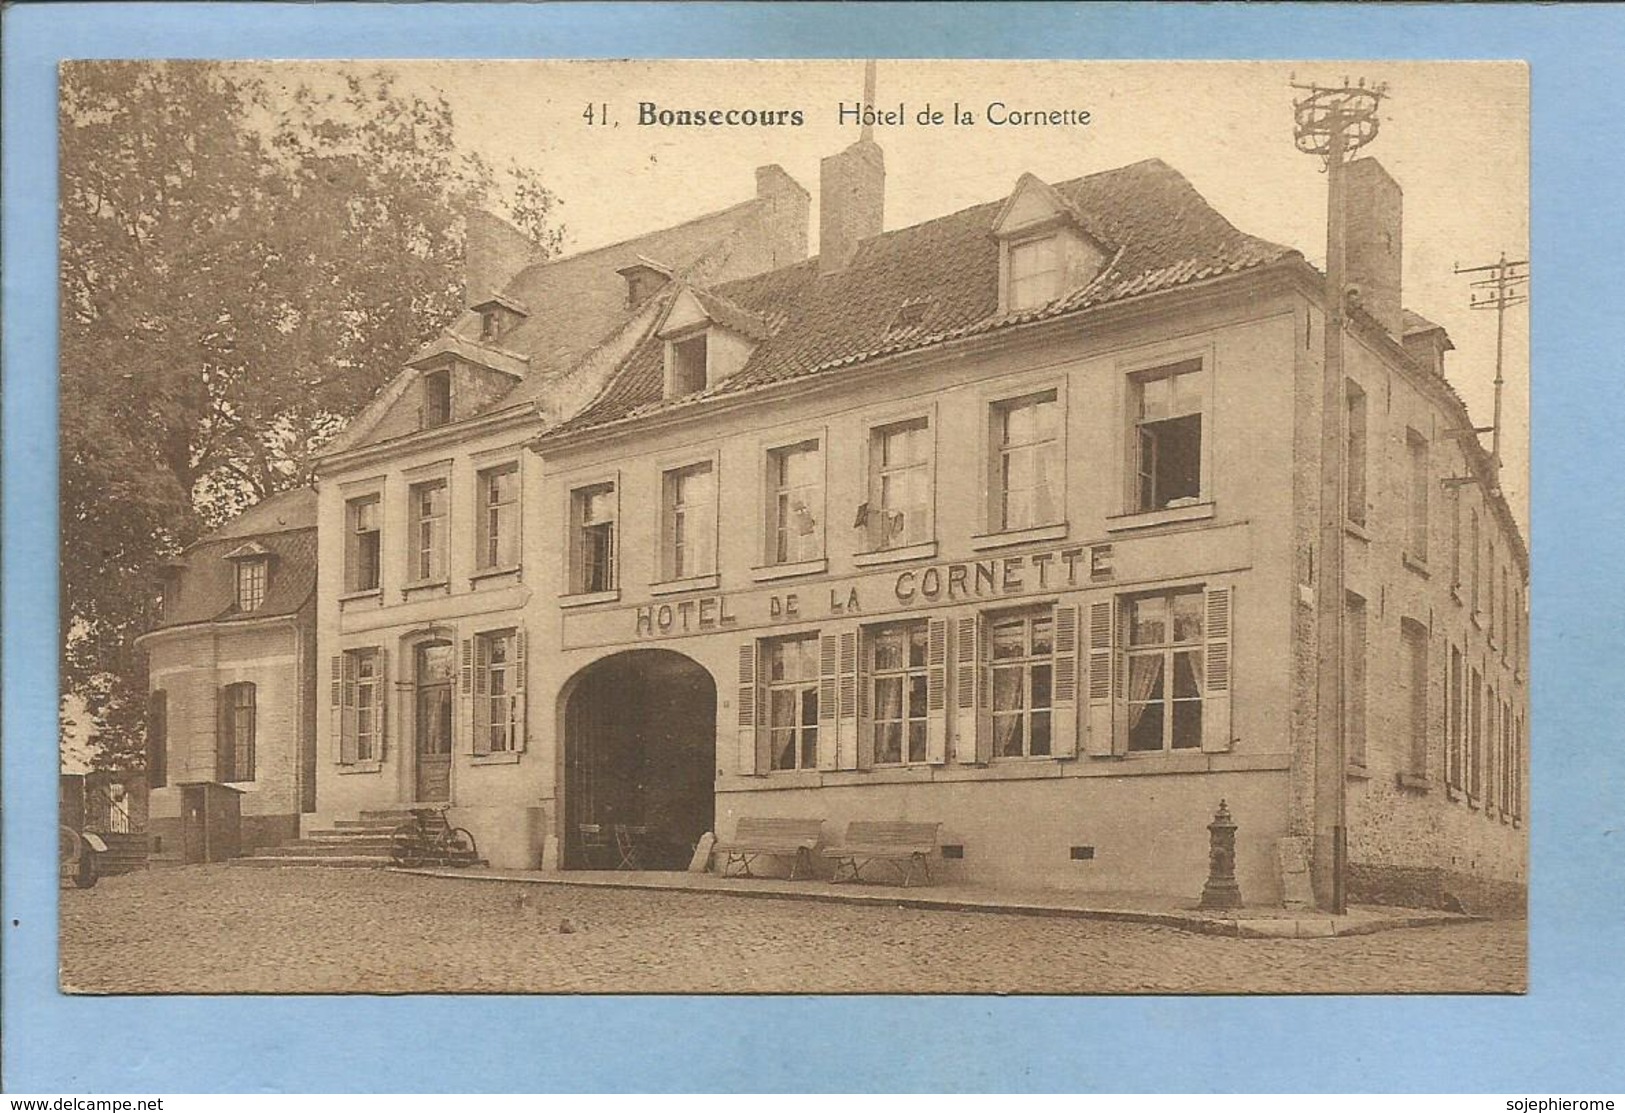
top-left (444, 828), bottom-right (477, 864)
top-left (390, 822), bottom-right (423, 868)
top-left (74, 850), bottom-right (99, 889)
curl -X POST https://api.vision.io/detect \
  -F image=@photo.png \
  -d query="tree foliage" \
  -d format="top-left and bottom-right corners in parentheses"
top-left (60, 61), bottom-right (562, 769)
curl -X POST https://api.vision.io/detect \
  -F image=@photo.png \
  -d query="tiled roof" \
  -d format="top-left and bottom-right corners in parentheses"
top-left (155, 488), bottom-right (317, 629)
top-left (1403, 308), bottom-right (1447, 336)
top-left (550, 158), bottom-right (1297, 436)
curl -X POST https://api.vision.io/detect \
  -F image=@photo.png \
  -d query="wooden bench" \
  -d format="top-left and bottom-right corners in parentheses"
top-left (823, 821), bottom-right (943, 887)
top-left (713, 817), bottom-right (825, 880)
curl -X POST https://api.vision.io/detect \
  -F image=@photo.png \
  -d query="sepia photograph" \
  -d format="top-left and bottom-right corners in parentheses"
top-left (56, 58), bottom-right (1529, 997)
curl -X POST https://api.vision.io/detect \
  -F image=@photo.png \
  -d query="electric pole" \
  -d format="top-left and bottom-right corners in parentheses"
top-left (1455, 253), bottom-right (1529, 478)
top-left (1292, 76), bottom-right (1388, 914)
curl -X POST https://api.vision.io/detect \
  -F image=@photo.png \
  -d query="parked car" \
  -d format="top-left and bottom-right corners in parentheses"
top-left (59, 825), bottom-right (106, 889)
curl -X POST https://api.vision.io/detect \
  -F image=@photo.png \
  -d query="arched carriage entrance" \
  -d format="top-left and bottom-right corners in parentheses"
top-left (561, 649), bottom-right (716, 870)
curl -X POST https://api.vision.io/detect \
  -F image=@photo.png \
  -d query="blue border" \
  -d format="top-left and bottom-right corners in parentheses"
top-left (6, 2), bottom-right (1623, 1094)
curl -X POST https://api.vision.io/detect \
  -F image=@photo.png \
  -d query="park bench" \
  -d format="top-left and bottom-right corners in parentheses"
top-left (714, 817), bottom-right (825, 880)
top-left (823, 820), bottom-right (942, 887)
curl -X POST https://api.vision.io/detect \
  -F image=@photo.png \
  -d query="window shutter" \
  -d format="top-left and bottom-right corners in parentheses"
top-left (925, 617), bottom-right (948, 765)
top-left (459, 638), bottom-right (474, 755)
top-left (736, 641), bottom-right (760, 775)
top-left (836, 629), bottom-right (859, 770)
top-left (374, 648), bottom-right (389, 761)
top-left (513, 630), bottom-right (527, 753)
top-left (1084, 600), bottom-right (1119, 756)
top-left (1201, 585), bottom-right (1234, 753)
top-left (472, 636), bottom-right (491, 756)
top-left (817, 633), bottom-right (840, 772)
top-left (329, 655), bottom-right (345, 764)
top-left (215, 688), bottom-right (230, 783)
top-left (340, 654), bottom-right (360, 764)
top-left (953, 616), bottom-right (987, 764)
top-left (1052, 604), bottom-right (1080, 758)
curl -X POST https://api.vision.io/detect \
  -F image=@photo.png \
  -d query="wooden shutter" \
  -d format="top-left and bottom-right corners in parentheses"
top-left (836, 629), bottom-right (859, 770)
top-left (459, 638), bottom-right (474, 755)
top-left (925, 618), bottom-right (948, 765)
top-left (1201, 586), bottom-right (1234, 753)
top-left (817, 633), bottom-right (840, 772)
top-left (216, 687), bottom-right (231, 783)
top-left (1052, 604), bottom-right (1080, 758)
top-left (953, 615), bottom-right (987, 764)
top-left (472, 635), bottom-right (491, 756)
top-left (1084, 600), bottom-right (1119, 756)
top-left (736, 641), bottom-right (760, 775)
top-left (340, 653), bottom-right (359, 765)
top-left (329, 655), bottom-right (345, 764)
top-left (374, 648), bottom-right (389, 761)
top-left (512, 630), bottom-right (527, 753)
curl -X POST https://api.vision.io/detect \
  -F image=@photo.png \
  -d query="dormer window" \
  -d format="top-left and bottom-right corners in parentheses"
top-left (423, 369), bottom-right (452, 428)
top-left (224, 542), bottom-right (272, 613)
top-left (470, 294), bottom-right (528, 343)
top-left (669, 331), bottom-right (709, 397)
top-left (617, 258), bottom-right (673, 310)
top-left (479, 308), bottom-right (501, 341)
top-left (1008, 236), bottom-right (1062, 310)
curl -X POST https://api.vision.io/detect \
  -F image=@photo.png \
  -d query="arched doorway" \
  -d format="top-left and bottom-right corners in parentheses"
top-left (562, 650), bottom-right (716, 870)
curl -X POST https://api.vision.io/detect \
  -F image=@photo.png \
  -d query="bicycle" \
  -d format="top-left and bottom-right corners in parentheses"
top-left (389, 806), bottom-right (478, 868)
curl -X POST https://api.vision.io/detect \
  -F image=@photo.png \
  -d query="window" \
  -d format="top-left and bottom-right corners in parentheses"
top-left (408, 480), bottom-right (448, 583)
top-left (1126, 590), bottom-right (1204, 752)
top-left (1488, 543), bottom-right (1498, 643)
top-left (988, 607), bottom-right (1056, 758)
top-left (662, 462), bottom-right (716, 580)
top-left (1345, 592), bottom-right (1367, 768)
top-left (423, 369), bottom-right (451, 428)
top-left (474, 629), bottom-right (523, 755)
top-left (868, 418), bottom-right (931, 549)
top-left (148, 690), bottom-right (167, 789)
top-left (335, 648), bottom-right (386, 764)
top-left (570, 483), bottom-right (617, 594)
top-left (236, 558), bottom-right (267, 612)
top-left (1132, 362), bottom-right (1204, 512)
top-left (870, 621), bottom-right (930, 764)
top-left (219, 682), bottom-right (255, 783)
top-left (763, 634), bottom-right (820, 771)
top-left (1407, 430), bottom-right (1430, 561)
top-left (1501, 568), bottom-right (1511, 661)
top-left (1401, 619), bottom-right (1429, 778)
top-left (1008, 236), bottom-right (1062, 310)
top-left (994, 391), bottom-right (1060, 530)
top-left (768, 441), bottom-right (823, 564)
top-left (346, 495), bottom-right (382, 593)
top-left (1467, 667), bottom-right (1483, 799)
top-left (1447, 645), bottom-right (1464, 791)
top-left (477, 464), bottom-right (519, 571)
top-left (1450, 487), bottom-right (1462, 591)
top-left (1469, 509), bottom-right (1481, 618)
top-left (479, 308), bottom-right (500, 342)
top-left (1499, 700), bottom-right (1513, 816)
top-left (1345, 381), bottom-right (1367, 527)
top-left (669, 332), bottom-right (708, 398)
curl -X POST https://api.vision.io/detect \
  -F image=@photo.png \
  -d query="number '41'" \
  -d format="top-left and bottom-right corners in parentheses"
top-left (583, 103), bottom-right (610, 125)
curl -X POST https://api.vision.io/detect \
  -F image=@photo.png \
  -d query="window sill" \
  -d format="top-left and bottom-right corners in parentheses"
top-left (650, 572), bottom-right (721, 596)
top-left (336, 761), bottom-right (383, 776)
top-left (1397, 772), bottom-right (1430, 793)
top-left (470, 564), bottom-right (522, 585)
top-left (853, 540), bottom-right (938, 568)
top-left (1402, 553), bottom-right (1431, 578)
top-left (402, 578), bottom-right (450, 598)
top-left (559, 588), bottom-right (620, 608)
top-left (1345, 762), bottom-right (1371, 780)
top-left (471, 751), bottom-right (522, 766)
top-left (1106, 502), bottom-right (1215, 534)
top-left (969, 522), bottom-right (1068, 551)
top-left (339, 588), bottom-right (383, 605)
top-left (1344, 520), bottom-right (1371, 543)
top-left (750, 558), bottom-right (826, 583)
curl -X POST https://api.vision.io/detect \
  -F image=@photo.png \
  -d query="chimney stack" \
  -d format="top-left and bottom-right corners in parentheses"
top-left (755, 163), bottom-right (811, 269)
top-left (1341, 158), bottom-right (1404, 339)
top-left (819, 138), bottom-right (885, 275)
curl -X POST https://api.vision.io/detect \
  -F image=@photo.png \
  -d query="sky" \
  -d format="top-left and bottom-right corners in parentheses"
top-left (256, 59), bottom-right (1530, 528)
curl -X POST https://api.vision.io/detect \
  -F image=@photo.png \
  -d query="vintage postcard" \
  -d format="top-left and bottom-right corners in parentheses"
top-left (56, 59), bottom-right (1528, 997)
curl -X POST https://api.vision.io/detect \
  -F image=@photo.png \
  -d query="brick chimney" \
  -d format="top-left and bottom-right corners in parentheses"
top-left (1341, 157), bottom-right (1403, 339)
top-left (754, 163), bottom-right (811, 270)
top-left (463, 209), bottom-right (547, 310)
top-left (819, 137), bottom-right (884, 275)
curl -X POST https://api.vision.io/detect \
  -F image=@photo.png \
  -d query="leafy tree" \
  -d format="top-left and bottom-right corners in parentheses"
top-left (60, 61), bottom-right (562, 770)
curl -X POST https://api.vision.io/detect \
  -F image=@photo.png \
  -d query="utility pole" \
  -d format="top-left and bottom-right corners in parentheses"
top-left (1291, 76), bottom-right (1387, 914)
top-left (1454, 253), bottom-right (1529, 477)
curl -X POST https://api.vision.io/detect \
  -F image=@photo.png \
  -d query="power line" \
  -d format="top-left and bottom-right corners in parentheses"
top-left (1454, 253), bottom-right (1529, 476)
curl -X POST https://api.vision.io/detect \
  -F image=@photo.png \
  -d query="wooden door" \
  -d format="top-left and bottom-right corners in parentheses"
top-left (415, 642), bottom-right (454, 802)
top-left (181, 785), bottom-right (207, 864)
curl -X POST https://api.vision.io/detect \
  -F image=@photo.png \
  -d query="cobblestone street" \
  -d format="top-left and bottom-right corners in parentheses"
top-left (59, 865), bottom-right (1526, 995)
